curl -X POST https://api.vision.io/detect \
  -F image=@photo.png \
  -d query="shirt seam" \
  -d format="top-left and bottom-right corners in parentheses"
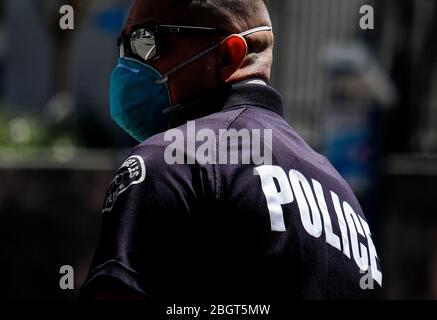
top-left (82, 259), bottom-right (155, 300)
top-left (214, 107), bottom-right (249, 202)
top-left (224, 103), bottom-right (282, 116)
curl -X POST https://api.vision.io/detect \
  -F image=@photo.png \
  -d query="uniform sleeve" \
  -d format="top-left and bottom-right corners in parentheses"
top-left (80, 144), bottom-right (208, 300)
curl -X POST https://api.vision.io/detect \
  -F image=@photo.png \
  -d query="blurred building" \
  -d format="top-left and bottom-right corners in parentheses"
top-left (3, 0), bottom-right (133, 147)
top-left (267, 0), bottom-right (437, 153)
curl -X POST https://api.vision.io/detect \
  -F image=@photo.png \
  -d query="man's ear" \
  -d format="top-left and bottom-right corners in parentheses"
top-left (217, 34), bottom-right (248, 83)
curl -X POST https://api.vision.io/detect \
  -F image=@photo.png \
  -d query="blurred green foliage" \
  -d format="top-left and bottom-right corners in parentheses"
top-left (0, 106), bottom-right (49, 147)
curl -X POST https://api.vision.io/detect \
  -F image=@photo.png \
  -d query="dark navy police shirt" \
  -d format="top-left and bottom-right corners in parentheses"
top-left (81, 82), bottom-right (382, 301)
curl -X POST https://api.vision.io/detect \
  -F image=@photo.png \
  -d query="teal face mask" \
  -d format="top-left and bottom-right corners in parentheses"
top-left (110, 26), bottom-right (273, 142)
top-left (110, 57), bottom-right (172, 142)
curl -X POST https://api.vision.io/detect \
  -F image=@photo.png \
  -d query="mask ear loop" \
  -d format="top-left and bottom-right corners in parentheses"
top-left (155, 26), bottom-right (273, 85)
top-left (155, 42), bottom-right (223, 84)
top-left (162, 99), bottom-right (201, 114)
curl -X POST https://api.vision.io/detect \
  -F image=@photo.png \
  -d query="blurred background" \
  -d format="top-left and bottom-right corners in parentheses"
top-left (0, 0), bottom-right (435, 299)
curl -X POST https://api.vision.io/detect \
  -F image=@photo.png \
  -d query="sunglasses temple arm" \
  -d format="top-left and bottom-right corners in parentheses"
top-left (239, 26), bottom-right (272, 37)
top-left (154, 26), bottom-right (273, 84)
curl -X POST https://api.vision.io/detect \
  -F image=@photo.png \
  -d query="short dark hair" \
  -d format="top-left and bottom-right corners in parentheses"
top-left (185, 0), bottom-right (270, 30)
top-left (184, 0), bottom-right (273, 81)
top-left (185, 0), bottom-right (272, 53)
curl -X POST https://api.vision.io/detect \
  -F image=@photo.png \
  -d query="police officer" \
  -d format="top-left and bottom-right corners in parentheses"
top-left (81, 0), bottom-right (382, 300)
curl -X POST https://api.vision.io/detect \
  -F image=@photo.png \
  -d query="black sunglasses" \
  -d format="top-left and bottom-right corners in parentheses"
top-left (118, 24), bottom-right (232, 62)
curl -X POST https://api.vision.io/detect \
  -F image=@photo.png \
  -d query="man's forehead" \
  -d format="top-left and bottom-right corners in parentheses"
top-left (124, 0), bottom-right (173, 33)
top-left (124, 0), bottom-right (241, 35)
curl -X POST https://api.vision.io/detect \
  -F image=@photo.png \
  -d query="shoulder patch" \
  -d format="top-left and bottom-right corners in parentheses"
top-left (102, 155), bottom-right (146, 213)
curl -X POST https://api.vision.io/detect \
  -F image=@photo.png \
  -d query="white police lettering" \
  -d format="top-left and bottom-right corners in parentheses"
top-left (359, 216), bottom-right (383, 286)
top-left (331, 190), bottom-right (351, 258)
top-left (254, 166), bottom-right (293, 232)
top-left (102, 156), bottom-right (146, 213)
top-left (343, 201), bottom-right (369, 272)
top-left (288, 169), bottom-right (323, 238)
top-left (255, 165), bottom-right (382, 286)
top-left (312, 179), bottom-right (341, 251)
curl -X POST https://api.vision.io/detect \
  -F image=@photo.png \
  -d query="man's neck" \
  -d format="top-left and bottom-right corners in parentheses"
top-left (168, 79), bottom-right (267, 129)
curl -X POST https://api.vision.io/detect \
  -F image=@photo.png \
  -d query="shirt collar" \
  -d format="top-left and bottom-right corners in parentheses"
top-left (240, 79), bottom-right (267, 86)
top-left (222, 80), bottom-right (284, 117)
